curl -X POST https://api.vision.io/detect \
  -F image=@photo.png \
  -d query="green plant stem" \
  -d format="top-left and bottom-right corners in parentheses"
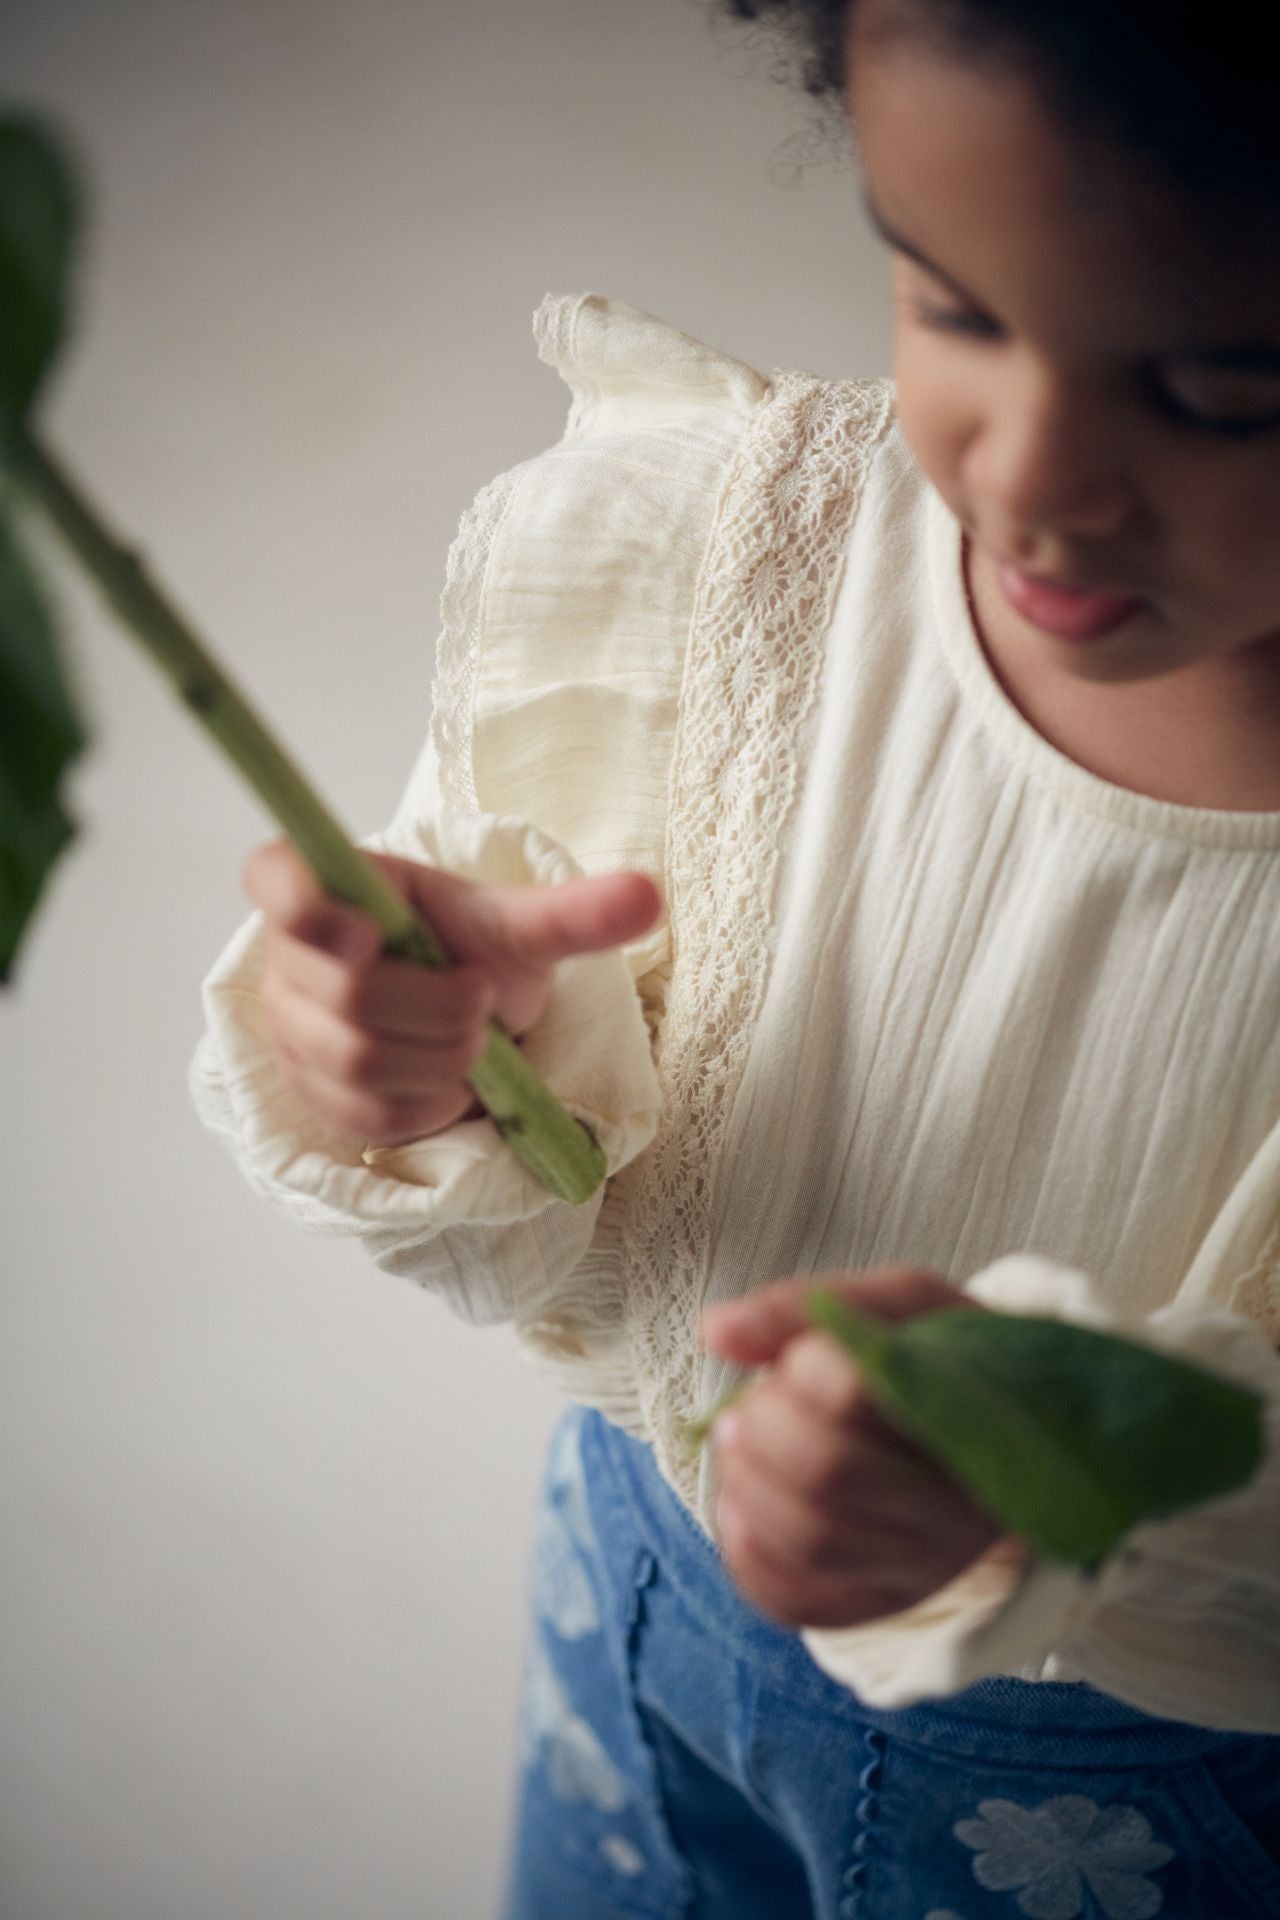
top-left (682, 1291), bottom-right (893, 1449)
top-left (15, 426), bottom-right (607, 1206)
top-left (682, 1380), bottom-right (752, 1449)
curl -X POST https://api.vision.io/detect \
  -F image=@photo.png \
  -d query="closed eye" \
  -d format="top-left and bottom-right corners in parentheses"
top-left (906, 298), bottom-right (1280, 439)
top-left (910, 299), bottom-right (1000, 339)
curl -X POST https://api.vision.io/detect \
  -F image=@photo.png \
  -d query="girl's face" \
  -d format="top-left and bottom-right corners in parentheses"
top-left (845, 18), bottom-right (1280, 692)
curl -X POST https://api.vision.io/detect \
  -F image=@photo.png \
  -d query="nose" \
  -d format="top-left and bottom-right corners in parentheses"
top-left (964, 367), bottom-right (1138, 552)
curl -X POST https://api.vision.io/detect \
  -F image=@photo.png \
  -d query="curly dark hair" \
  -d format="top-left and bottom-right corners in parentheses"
top-left (716, 1), bottom-right (1280, 206)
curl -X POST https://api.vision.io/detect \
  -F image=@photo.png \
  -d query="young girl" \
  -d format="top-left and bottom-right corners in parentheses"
top-left (190, 1), bottom-right (1280, 1912)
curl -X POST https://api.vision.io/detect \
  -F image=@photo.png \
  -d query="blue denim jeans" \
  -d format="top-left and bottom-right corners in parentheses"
top-left (498, 1402), bottom-right (1280, 1920)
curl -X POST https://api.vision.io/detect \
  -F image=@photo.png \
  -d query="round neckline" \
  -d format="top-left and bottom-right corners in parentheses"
top-left (924, 479), bottom-right (1280, 851)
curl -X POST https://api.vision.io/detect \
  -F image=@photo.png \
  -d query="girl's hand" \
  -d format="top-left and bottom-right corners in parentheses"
top-left (699, 1268), bottom-right (1006, 1631)
top-left (243, 836), bottom-right (663, 1148)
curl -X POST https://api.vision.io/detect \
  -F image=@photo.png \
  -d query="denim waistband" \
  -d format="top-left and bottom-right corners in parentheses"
top-left (583, 1403), bottom-right (1275, 1767)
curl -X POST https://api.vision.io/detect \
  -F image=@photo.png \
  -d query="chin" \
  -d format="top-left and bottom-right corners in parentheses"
top-left (1043, 641), bottom-right (1168, 682)
top-left (1036, 626), bottom-right (1208, 687)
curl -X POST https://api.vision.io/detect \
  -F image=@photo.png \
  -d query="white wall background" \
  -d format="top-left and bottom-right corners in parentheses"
top-left (1, 4), bottom-right (892, 1914)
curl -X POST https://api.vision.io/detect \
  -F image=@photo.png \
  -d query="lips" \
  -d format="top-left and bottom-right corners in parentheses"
top-left (997, 559), bottom-right (1145, 641)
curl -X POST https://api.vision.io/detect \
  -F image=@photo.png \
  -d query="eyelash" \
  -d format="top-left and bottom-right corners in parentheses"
top-left (908, 298), bottom-right (1280, 440)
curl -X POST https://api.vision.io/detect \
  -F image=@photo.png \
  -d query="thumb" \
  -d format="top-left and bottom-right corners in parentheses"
top-left (358, 852), bottom-right (663, 972)
top-left (700, 1266), bottom-right (965, 1366)
top-left (471, 868), bottom-right (664, 973)
top-left (700, 1275), bottom-right (831, 1366)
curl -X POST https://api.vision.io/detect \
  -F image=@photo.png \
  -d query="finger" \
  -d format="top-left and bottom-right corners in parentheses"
top-left (714, 1444), bottom-right (860, 1576)
top-left (714, 1491), bottom-right (902, 1630)
top-left (700, 1266), bottom-right (966, 1365)
top-left (722, 1372), bottom-right (1008, 1590)
top-left (464, 870), bottom-right (665, 972)
top-left (272, 1047), bottom-right (476, 1146)
top-left (772, 1331), bottom-right (953, 1480)
top-left (265, 977), bottom-right (490, 1096)
top-left (723, 1369), bottom-right (908, 1508)
top-left (244, 839), bottom-right (383, 963)
top-left (715, 1419), bottom-right (996, 1630)
top-left (717, 1494), bottom-right (966, 1629)
top-left (776, 1329), bottom-right (880, 1429)
top-left (360, 850), bottom-right (663, 975)
top-left (267, 930), bottom-right (495, 1042)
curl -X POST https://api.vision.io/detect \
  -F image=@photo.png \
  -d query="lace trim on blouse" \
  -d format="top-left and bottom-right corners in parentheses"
top-left (429, 300), bottom-right (897, 1501)
top-left (616, 368), bottom-right (896, 1505)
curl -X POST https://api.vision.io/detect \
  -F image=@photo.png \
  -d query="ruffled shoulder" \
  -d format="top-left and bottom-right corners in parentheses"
top-left (424, 294), bottom-right (897, 1489)
top-left (429, 292), bottom-right (777, 1024)
top-left (533, 289), bottom-right (772, 429)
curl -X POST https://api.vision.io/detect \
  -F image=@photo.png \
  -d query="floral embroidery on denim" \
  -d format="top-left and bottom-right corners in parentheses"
top-left (531, 1497), bottom-right (600, 1638)
top-left (531, 1413), bottom-right (602, 1638)
top-left (954, 1794), bottom-right (1175, 1920)
top-left (600, 1833), bottom-right (646, 1876)
top-left (518, 1634), bottom-right (630, 1812)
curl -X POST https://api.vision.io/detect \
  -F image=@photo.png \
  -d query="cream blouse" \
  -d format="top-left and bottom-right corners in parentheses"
top-left (190, 291), bottom-right (1280, 1732)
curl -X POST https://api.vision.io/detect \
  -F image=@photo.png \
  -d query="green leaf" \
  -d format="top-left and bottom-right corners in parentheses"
top-left (0, 505), bottom-right (87, 981)
top-left (0, 112), bottom-right (79, 455)
top-left (805, 1293), bottom-right (1266, 1568)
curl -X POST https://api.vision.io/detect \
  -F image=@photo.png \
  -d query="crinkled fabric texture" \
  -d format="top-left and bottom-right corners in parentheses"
top-left (800, 1257), bottom-right (1280, 1732)
top-left (191, 290), bottom-right (1280, 1728)
top-left (189, 809), bottom-right (662, 1331)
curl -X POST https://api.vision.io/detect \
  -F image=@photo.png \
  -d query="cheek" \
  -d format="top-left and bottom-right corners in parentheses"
top-left (891, 328), bottom-right (1280, 630)
top-left (1169, 470), bottom-right (1280, 610)
top-left (891, 331), bottom-right (972, 501)
top-left (1114, 449), bottom-right (1280, 643)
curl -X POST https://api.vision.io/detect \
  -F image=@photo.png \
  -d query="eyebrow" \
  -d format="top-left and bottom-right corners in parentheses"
top-left (860, 189), bottom-right (1280, 373)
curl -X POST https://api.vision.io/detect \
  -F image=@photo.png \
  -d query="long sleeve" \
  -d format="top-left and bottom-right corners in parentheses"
top-left (188, 720), bottom-right (665, 1332)
top-left (190, 290), bottom-right (775, 1392)
top-left (799, 1255), bottom-right (1280, 1734)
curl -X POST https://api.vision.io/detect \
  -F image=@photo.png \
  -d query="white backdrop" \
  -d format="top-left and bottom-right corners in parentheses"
top-left (1, 3), bottom-right (891, 1913)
